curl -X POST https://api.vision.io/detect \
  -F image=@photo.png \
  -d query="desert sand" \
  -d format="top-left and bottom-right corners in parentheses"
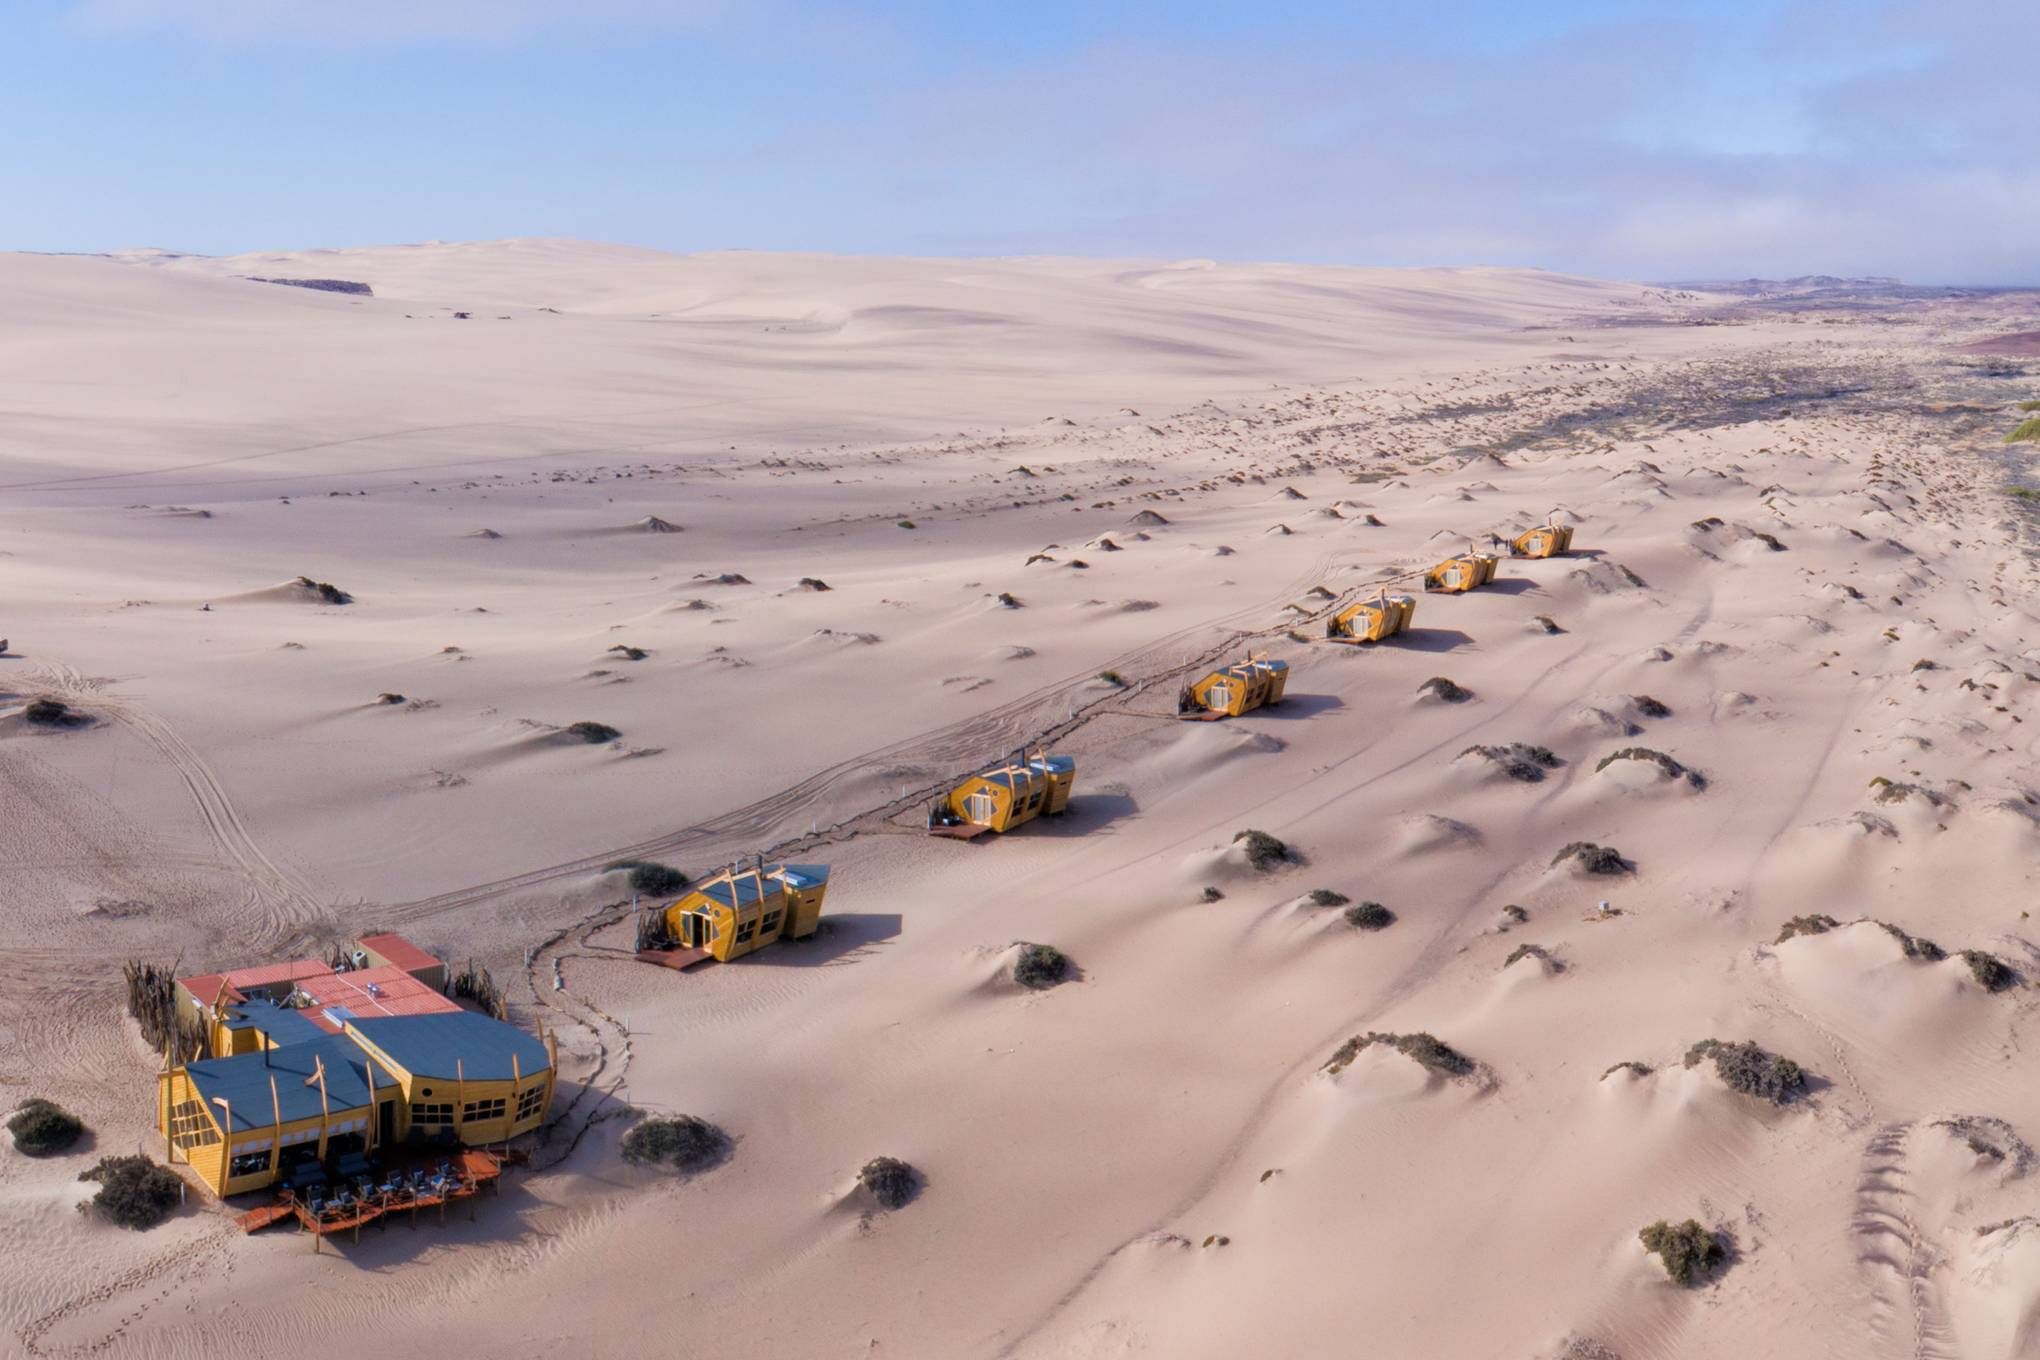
top-left (4, 240), bottom-right (2040, 1358)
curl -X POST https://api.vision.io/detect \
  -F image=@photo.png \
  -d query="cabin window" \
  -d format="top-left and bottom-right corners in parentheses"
top-left (462, 1097), bottom-right (506, 1123)
top-left (761, 911), bottom-right (782, 934)
top-left (229, 1150), bottom-right (271, 1178)
top-left (167, 1099), bottom-right (220, 1150)
top-left (411, 1101), bottom-right (454, 1128)
top-left (514, 1085), bottom-right (545, 1122)
top-left (735, 922), bottom-right (756, 944)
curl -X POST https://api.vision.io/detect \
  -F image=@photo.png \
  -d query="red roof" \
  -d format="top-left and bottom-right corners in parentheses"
top-left (181, 958), bottom-right (331, 1009)
top-left (357, 933), bottom-right (442, 975)
top-left (290, 965), bottom-right (460, 1032)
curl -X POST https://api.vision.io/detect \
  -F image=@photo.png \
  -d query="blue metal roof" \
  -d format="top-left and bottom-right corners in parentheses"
top-left (779, 864), bottom-right (829, 888)
top-left (221, 998), bottom-right (325, 1047)
top-left (183, 1033), bottom-right (395, 1132)
top-left (1036, 755), bottom-right (1075, 774)
top-left (347, 1011), bottom-right (551, 1082)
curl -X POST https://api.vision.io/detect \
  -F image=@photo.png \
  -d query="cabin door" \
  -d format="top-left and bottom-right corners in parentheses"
top-left (969, 792), bottom-right (996, 824)
top-left (379, 1099), bottom-right (396, 1147)
top-left (1208, 686), bottom-right (1230, 712)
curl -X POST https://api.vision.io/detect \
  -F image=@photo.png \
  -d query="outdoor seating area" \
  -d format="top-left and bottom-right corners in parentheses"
top-left (239, 1146), bottom-right (510, 1250)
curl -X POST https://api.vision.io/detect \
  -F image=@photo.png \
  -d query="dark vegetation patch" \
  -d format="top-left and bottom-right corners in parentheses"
top-left (79, 1155), bottom-right (182, 1229)
top-left (1097, 670), bottom-right (1127, 687)
top-left (1601, 1061), bottom-right (1653, 1080)
top-left (1201, 886), bottom-right (1225, 903)
top-left (294, 575), bottom-right (352, 605)
top-left (1868, 776), bottom-right (1943, 806)
top-left (375, 692), bottom-right (406, 705)
top-left (1552, 841), bottom-right (1634, 875)
top-left (1594, 746), bottom-right (1704, 788)
top-left (1345, 902), bottom-right (1396, 931)
top-left (621, 1114), bottom-right (729, 1173)
top-left (566, 720), bottom-right (622, 744)
top-left (1879, 921), bottom-right (1946, 960)
top-left (1324, 1031), bottom-right (1473, 1079)
top-left (1012, 942), bottom-right (1070, 990)
top-left (1775, 914), bottom-right (1840, 943)
top-left (996, 592), bottom-right (1022, 608)
top-left (246, 276), bottom-right (373, 295)
top-left (1462, 742), bottom-right (1563, 781)
top-left (607, 644), bottom-right (649, 661)
top-left (797, 577), bottom-right (831, 591)
top-left (1504, 944), bottom-right (1561, 972)
top-left (1684, 1038), bottom-right (1805, 1104)
top-left (1306, 888), bottom-right (1349, 907)
top-left (1533, 614), bottom-right (1565, 634)
top-left (607, 859), bottom-right (689, 897)
top-left (1933, 1116), bottom-right (2036, 1173)
top-left (24, 697), bottom-right (85, 727)
top-left (9, 1098), bottom-right (84, 1156)
top-left (1419, 676), bottom-right (1473, 703)
top-left (1631, 695), bottom-right (1671, 718)
top-left (1232, 829), bottom-right (1293, 871)
top-left (1638, 1218), bottom-right (1727, 1286)
top-left (859, 1156), bottom-right (919, 1209)
top-left (1962, 949), bottom-right (2019, 992)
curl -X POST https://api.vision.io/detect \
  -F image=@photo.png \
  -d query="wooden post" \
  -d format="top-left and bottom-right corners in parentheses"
top-left (364, 1060), bottom-right (376, 1157)
top-left (309, 1055), bottom-right (330, 1161)
top-left (210, 1096), bottom-right (232, 1195)
top-left (454, 1058), bottom-right (466, 1145)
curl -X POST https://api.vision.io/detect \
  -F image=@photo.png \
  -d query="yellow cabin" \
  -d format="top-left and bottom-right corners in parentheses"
top-left (1326, 592), bottom-right (1416, 645)
top-left (1510, 524), bottom-right (1574, 558)
top-left (929, 752), bottom-right (1076, 835)
top-left (158, 1009), bottom-right (555, 1200)
top-left (654, 860), bottom-right (830, 962)
top-left (1423, 551), bottom-right (1499, 593)
top-left (1179, 657), bottom-right (1290, 720)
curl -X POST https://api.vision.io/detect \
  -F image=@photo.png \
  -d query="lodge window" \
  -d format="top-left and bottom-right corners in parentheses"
top-left (462, 1098), bottom-right (506, 1123)
top-left (761, 911), bottom-right (782, 934)
top-left (514, 1086), bottom-right (545, 1121)
top-left (168, 1099), bottom-right (219, 1150)
top-left (734, 921), bottom-right (756, 944)
top-left (229, 1150), bottom-right (271, 1178)
top-left (411, 1101), bottom-right (454, 1128)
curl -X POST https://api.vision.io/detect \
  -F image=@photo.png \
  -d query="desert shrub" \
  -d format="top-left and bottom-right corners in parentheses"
top-left (79, 1155), bottom-right (182, 1229)
top-left (1098, 670), bottom-right (1127, 687)
top-left (620, 1115), bottom-right (728, 1172)
top-left (1324, 1031), bottom-right (1473, 1079)
top-left (996, 592), bottom-right (1022, 608)
top-left (1684, 1038), bottom-right (1805, 1104)
top-left (608, 644), bottom-right (649, 660)
top-left (2004, 417), bottom-right (2040, 445)
top-left (294, 575), bottom-right (352, 604)
top-left (897, 519), bottom-right (917, 529)
top-left (1012, 942), bottom-right (1069, 989)
top-left (1533, 615), bottom-right (1565, 634)
top-left (1201, 886), bottom-right (1225, 903)
top-left (1601, 1061), bottom-right (1653, 1079)
top-left (1307, 888), bottom-right (1349, 907)
top-left (1463, 742), bottom-right (1562, 781)
top-left (1345, 901), bottom-right (1396, 931)
top-left (797, 577), bottom-right (831, 591)
top-left (8, 1098), bottom-right (84, 1156)
top-left (1639, 1218), bottom-right (1725, 1285)
top-left (1962, 950), bottom-right (2018, 992)
top-left (1594, 747), bottom-right (1704, 788)
top-left (1775, 914), bottom-right (1840, 943)
top-left (567, 720), bottom-right (621, 743)
top-left (375, 691), bottom-right (406, 705)
top-left (1631, 695), bottom-right (1671, 718)
top-left (1232, 829), bottom-right (1292, 871)
top-left (1504, 943), bottom-right (1559, 971)
top-left (1419, 676), bottom-right (1473, 703)
top-left (24, 698), bottom-right (72, 726)
top-left (1500, 904), bottom-right (1529, 925)
top-left (1878, 921), bottom-right (1945, 960)
top-left (859, 1156), bottom-right (918, 1209)
top-left (1552, 842), bottom-right (1634, 875)
top-left (607, 859), bottom-right (689, 897)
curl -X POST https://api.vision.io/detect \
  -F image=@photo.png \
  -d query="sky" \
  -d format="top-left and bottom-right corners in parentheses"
top-left (3, 0), bottom-right (2036, 281)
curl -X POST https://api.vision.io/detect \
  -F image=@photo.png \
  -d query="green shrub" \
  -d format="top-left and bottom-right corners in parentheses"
top-left (1098, 670), bottom-right (1127, 687)
top-left (1013, 943), bottom-right (1069, 989)
top-left (1344, 902), bottom-right (1395, 931)
top-left (1639, 1218), bottom-right (1725, 1285)
top-left (79, 1155), bottom-right (182, 1229)
top-left (1232, 829), bottom-right (1292, 871)
top-left (1775, 914), bottom-right (1840, 944)
top-left (567, 720), bottom-right (622, 743)
top-left (859, 1156), bottom-right (918, 1209)
top-left (1552, 841), bottom-right (1634, 875)
top-left (897, 519), bottom-right (917, 529)
top-left (1878, 921), bottom-right (1945, 960)
top-left (621, 1115), bottom-right (728, 1172)
top-left (607, 859), bottom-right (689, 897)
top-left (1419, 676), bottom-right (1473, 703)
top-left (24, 698), bottom-right (72, 726)
top-left (2004, 417), bottom-right (2040, 445)
top-left (1684, 1038), bottom-right (1804, 1103)
top-left (8, 1098), bottom-right (84, 1156)
top-left (1306, 888), bottom-right (1349, 907)
top-left (1594, 747), bottom-right (1704, 789)
top-left (1462, 742), bottom-right (1562, 781)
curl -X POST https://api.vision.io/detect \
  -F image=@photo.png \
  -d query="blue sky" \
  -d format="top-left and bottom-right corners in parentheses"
top-left (4, 0), bottom-right (2035, 280)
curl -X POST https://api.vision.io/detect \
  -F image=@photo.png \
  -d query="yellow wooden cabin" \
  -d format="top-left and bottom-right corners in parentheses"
top-left (929, 751), bottom-right (1076, 835)
top-left (1510, 523), bottom-right (1575, 558)
top-left (1423, 550), bottom-right (1500, 593)
top-left (1178, 657), bottom-right (1290, 720)
top-left (655, 860), bottom-right (830, 962)
top-left (1326, 591), bottom-right (1416, 645)
top-left (158, 1009), bottom-right (555, 1199)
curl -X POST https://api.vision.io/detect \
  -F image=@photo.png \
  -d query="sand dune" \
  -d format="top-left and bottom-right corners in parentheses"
top-left (5, 241), bottom-right (2040, 1358)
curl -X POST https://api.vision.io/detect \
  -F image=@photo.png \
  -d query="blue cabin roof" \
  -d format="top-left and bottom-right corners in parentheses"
top-left (347, 1012), bottom-right (550, 1083)
top-left (183, 1033), bottom-right (395, 1132)
top-left (779, 864), bottom-right (829, 889)
top-left (221, 998), bottom-right (326, 1047)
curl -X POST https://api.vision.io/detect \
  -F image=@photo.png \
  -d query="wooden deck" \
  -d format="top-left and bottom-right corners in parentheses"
top-left (927, 821), bottom-right (992, 840)
top-left (634, 945), bottom-right (711, 970)
top-left (238, 1150), bottom-right (508, 1251)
